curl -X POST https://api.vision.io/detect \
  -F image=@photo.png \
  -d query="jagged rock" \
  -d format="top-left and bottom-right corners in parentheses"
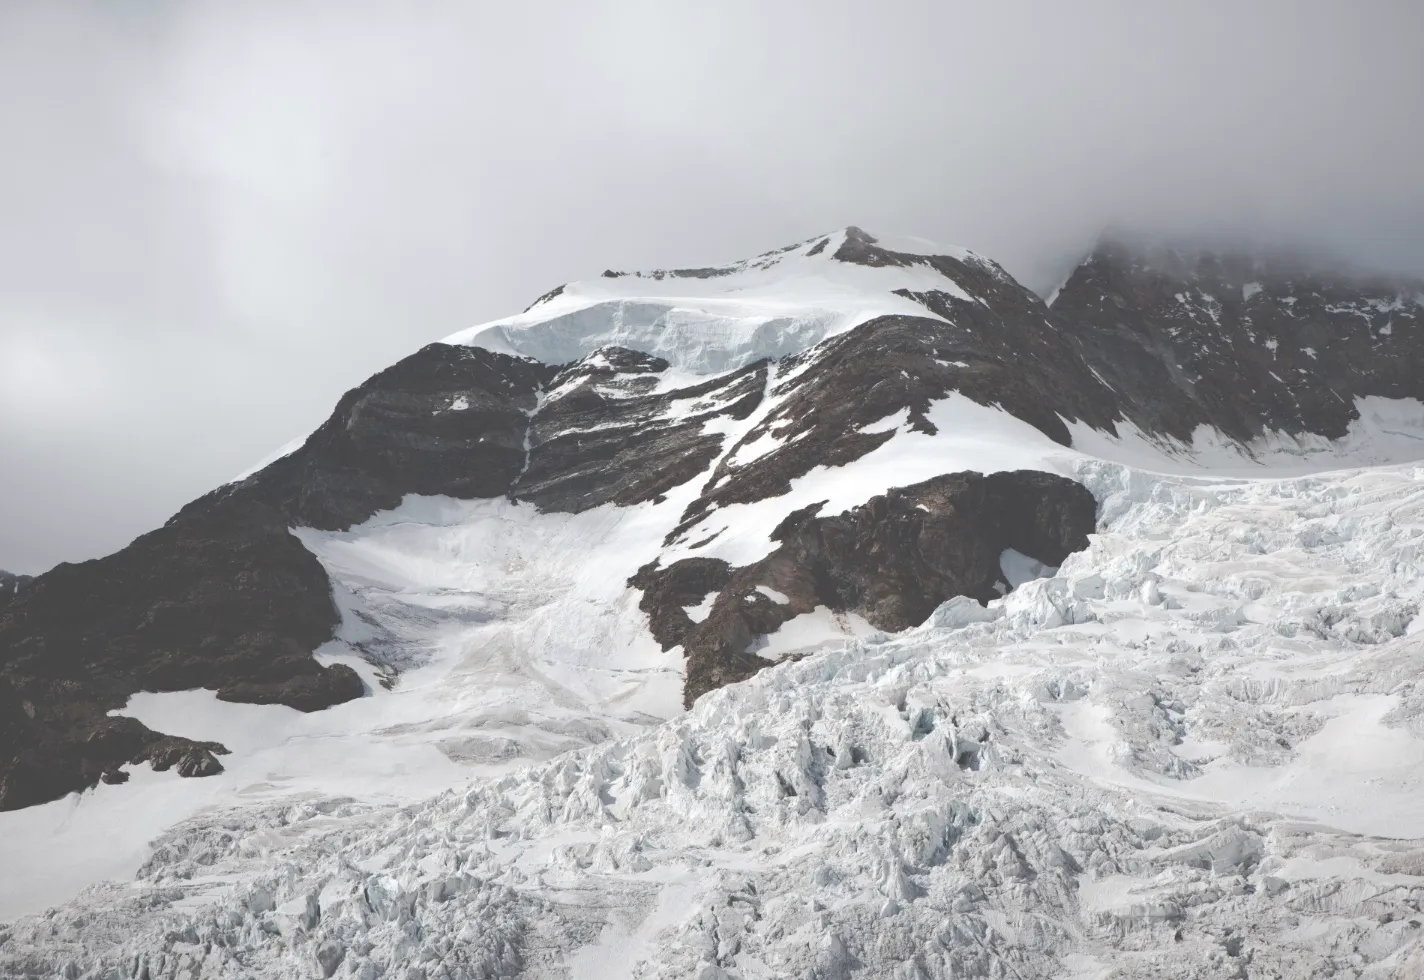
top-left (515, 350), bottom-right (767, 512)
top-left (671, 470), bottom-right (1097, 706)
top-left (628, 556), bottom-right (734, 651)
top-left (0, 570), bottom-right (31, 610)
top-left (4, 225), bottom-right (1419, 812)
top-left (1051, 234), bottom-right (1424, 442)
top-left (0, 696), bottom-right (229, 810)
top-left (147, 739), bottom-right (228, 778)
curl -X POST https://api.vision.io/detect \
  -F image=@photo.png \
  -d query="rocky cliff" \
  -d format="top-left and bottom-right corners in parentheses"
top-left (3, 226), bottom-right (1421, 811)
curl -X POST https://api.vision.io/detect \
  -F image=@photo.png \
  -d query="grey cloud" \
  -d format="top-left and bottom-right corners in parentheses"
top-left (3, 0), bottom-right (1422, 572)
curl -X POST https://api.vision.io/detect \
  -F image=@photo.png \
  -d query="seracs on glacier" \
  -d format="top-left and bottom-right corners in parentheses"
top-left (8, 459), bottom-right (1424, 977)
top-left (5, 229), bottom-right (1424, 977)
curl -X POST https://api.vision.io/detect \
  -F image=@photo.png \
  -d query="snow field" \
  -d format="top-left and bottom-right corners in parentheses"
top-left (8, 457), bottom-right (1424, 977)
top-left (9, 227), bottom-right (1424, 973)
top-left (440, 229), bottom-right (982, 376)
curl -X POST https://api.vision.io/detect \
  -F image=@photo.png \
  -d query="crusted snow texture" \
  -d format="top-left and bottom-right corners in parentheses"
top-left (7, 225), bottom-right (1424, 811)
top-left (8, 459), bottom-right (1424, 978)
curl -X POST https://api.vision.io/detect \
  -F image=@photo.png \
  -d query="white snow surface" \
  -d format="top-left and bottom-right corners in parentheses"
top-left (442, 229), bottom-right (984, 375)
top-left (9, 458), bottom-right (1424, 976)
top-left (747, 606), bottom-right (878, 663)
top-left (1066, 395), bottom-right (1424, 476)
top-left (11, 230), bottom-right (1424, 973)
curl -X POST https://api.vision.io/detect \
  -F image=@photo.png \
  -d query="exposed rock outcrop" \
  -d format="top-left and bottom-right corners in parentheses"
top-left (1051, 235), bottom-right (1424, 442)
top-left (6, 226), bottom-right (1420, 811)
top-left (0, 570), bottom-right (31, 610)
top-left (636, 470), bottom-right (1098, 707)
top-left (515, 349), bottom-right (766, 512)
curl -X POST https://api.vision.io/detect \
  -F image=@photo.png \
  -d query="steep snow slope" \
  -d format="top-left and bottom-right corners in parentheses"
top-left (5, 225), bottom-right (1424, 952)
top-left (0, 385), bottom-right (1091, 922)
top-left (444, 228), bottom-right (992, 373)
top-left (8, 457), bottom-right (1424, 977)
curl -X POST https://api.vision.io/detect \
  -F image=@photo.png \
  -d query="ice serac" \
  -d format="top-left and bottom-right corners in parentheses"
top-left (3, 224), bottom-right (1424, 838)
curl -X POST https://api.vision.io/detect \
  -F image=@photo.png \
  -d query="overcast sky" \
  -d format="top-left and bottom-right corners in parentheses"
top-left (2, 1), bottom-right (1423, 574)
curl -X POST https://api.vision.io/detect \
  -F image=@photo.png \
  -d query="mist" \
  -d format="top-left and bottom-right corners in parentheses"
top-left (2, 0), bottom-right (1422, 573)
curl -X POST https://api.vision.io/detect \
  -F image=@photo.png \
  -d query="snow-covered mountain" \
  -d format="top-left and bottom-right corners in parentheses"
top-left (1051, 233), bottom-right (1424, 447)
top-left (4, 227), bottom-right (1424, 976)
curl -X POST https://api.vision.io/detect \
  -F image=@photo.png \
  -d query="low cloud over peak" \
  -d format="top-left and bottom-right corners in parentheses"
top-left (2, 0), bottom-right (1422, 572)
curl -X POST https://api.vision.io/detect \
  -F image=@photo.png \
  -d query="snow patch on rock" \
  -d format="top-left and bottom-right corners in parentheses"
top-left (11, 459), bottom-right (1424, 975)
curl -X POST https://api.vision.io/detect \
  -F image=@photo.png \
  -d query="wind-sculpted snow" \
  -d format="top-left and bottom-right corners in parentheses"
top-left (443, 228), bottom-right (989, 376)
top-left (9, 459), bottom-right (1424, 977)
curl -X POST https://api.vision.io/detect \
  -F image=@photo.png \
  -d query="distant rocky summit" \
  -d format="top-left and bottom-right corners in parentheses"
top-left (1051, 234), bottom-right (1424, 443)
top-left (0, 569), bottom-right (31, 601)
top-left (3, 226), bottom-right (1421, 811)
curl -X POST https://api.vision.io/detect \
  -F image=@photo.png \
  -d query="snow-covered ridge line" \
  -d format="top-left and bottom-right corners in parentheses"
top-left (10, 220), bottom-right (1424, 950)
top-left (1067, 394), bottom-right (1424, 476)
top-left (441, 227), bottom-right (992, 375)
top-left (9, 457), bottom-right (1424, 976)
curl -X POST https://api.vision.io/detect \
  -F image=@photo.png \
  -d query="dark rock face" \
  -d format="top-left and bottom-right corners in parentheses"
top-left (0, 495), bottom-right (349, 809)
top-left (628, 557), bottom-right (733, 652)
top-left (0, 678), bottom-right (230, 810)
top-left (0, 345), bottom-right (772, 810)
top-left (8, 226), bottom-right (1419, 811)
top-left (236, 343), bottom-right (553, 530)
top-left (0, 344), bottom-right (553, 810)
top-left (640, 470), bottom-right (1098, 707)
top-left (515, 350), bottom-right (766, 512)
top-left (1051, 236), bottom-right (1424, 442)
top-left (0, 570), bottom-right (31, 610)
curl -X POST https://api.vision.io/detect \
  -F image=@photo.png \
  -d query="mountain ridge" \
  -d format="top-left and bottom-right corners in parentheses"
top-left (3, 225), bottom-right (1423, 818)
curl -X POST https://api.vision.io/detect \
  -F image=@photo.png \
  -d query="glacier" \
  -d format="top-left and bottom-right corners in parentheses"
top-left (5, 227), bottom-right (1424, 976)
top-left (6, 456), bottom-right (1424, 976)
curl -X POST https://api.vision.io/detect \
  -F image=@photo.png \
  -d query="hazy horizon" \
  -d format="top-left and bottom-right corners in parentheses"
top-left (3, 1), bottom-right (1423, 574)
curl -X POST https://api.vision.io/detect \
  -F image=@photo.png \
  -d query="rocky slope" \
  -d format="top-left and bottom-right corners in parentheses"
top-left (7, 458), bottom-right (1424, 977)
top-left (1, 226), bottom-right (1421, 827)
top-left (0, 570), bottom-right (30, 606)
top-left (1051, 234), bottom-right (1424, 443)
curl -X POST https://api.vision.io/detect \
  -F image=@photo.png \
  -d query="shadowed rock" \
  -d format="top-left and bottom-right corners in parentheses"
top-left (1050, 234), bottom-right (1424, 442)
top-left (635, 469), bottom-right (1099, 708)
top-left (0, 570), bottom-right (31, 612)
top-left (6, 227), bottom-right (1421, 811)
top-left (0, 344), bottom-right (550, 810)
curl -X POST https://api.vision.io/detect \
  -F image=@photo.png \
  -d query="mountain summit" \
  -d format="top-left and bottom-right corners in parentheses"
top-left (3, 227), bottom-right (1423, 815)
top-left (6, 227), bottom-right (1424, 973)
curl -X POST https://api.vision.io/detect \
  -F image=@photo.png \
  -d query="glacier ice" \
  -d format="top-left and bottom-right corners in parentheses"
top-left (7, 459), bottom-right (1424, 976)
